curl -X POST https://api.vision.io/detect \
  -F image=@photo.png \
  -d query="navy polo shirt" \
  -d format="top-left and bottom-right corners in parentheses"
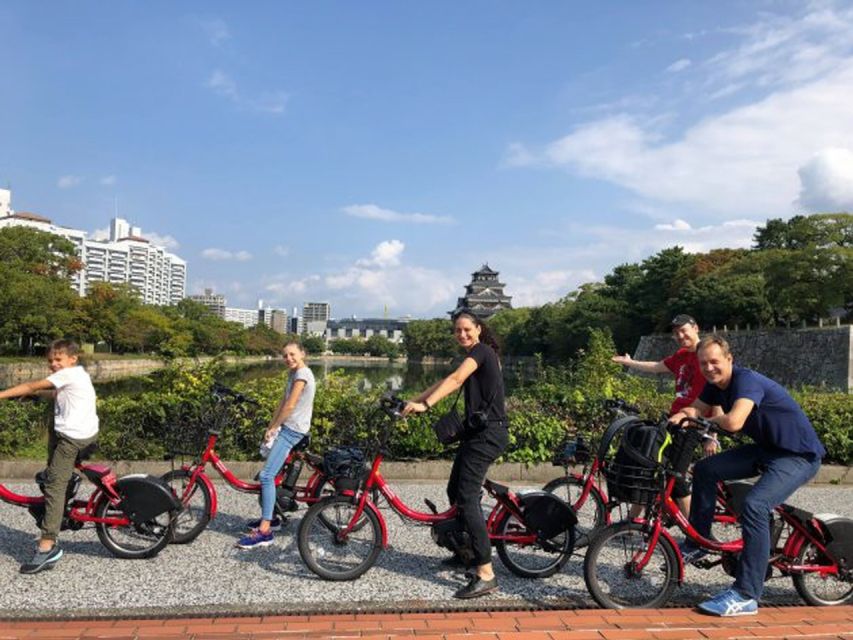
top-left (699, 366), bottom-right (825, 458)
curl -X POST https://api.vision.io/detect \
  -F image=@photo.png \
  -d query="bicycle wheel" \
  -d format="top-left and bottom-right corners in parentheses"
top-left (543, 475), bottom-right (606, 547)
top-left (161, 469), bottom-right (212, 544)
top-left (310, 475), bottom-right (380, 532)
top-left (94, 494), bottom-right (174, 559)
top-left (792, 540), bottom-right (853, 606)
top-left (297, 495), bottom-right (383, 581)
top-left (584, 521), bottom-right (678, 609)
top-left (494, 510), bottom-right (575, 578)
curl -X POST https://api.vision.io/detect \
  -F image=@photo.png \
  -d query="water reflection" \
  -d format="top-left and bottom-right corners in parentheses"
top-left (95, 359), bottom-right (454, 397)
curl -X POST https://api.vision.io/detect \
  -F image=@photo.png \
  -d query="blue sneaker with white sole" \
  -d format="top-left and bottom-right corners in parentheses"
top-left (697, 587), bottom-right (758, 617)
top-left (679, 541), bottom-right (709, 565)
top-left (235, 529), bottom-right (274, 549)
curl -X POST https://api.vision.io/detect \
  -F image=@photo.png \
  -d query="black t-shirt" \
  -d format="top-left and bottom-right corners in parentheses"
top-left (463, 343), bottom-right (507, 426)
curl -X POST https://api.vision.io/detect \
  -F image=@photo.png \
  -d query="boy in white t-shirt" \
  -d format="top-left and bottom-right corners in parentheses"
top-left (0, 340), bottom-right (99, 574)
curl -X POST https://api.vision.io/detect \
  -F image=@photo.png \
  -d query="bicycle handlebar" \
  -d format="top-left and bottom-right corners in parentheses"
top-left (603, 398), bottom-right (640, 414)
top-left (674, 415), bottom-right (723, 437)
top-left (211, 382), bottom-right (259, 406)
top-left (379, 394), bottom-right (407, 419)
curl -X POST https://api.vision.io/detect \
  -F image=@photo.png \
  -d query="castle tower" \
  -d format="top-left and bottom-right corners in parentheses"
top-left (451, 263), bottom-right (513, 320)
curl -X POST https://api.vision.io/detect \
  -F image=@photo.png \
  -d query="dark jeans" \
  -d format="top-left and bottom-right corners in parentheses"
top-left (44, 430), bottom-right (98, 541)
top-left (446, 426), bottom-right (509, 566)
top-left (690, 443), bottom-right (820, 600)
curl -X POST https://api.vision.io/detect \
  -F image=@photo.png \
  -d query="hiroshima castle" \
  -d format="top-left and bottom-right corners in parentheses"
top-left (451, 264), bottom-right (513, 320)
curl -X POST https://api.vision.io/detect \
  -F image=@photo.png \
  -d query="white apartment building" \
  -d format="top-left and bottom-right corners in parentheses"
top-left (224, 307), bottom-right (259, 328)
top-left (0, 190), bottom-right (186, 305)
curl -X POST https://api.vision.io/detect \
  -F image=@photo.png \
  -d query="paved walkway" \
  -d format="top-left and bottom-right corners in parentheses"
top-left (0, 607), bottom-right (851, 640)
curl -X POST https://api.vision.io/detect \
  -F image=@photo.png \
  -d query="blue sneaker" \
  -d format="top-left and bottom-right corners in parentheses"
top-left (235, 529), bottom-right (274, 549)
top-left (697, 588), bottom-right (758, 617)
top-left (679, 541), bottom-right (709, 565)
top-left (246, 516), bottom-right (282, 532)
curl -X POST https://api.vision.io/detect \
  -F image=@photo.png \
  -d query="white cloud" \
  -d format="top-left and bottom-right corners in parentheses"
top-left (100, 175), bottom-right (116, 186)
top-left (200, 18), bottom-right (231, 46)
top-left (797, 147), bottom-right (853, 211)
top-left (356, 239), bottom-right (405, 268)
top-left (207, 70), bottom-right (238, 99)
top-left (509, 5), bottom-right (853, 218)
top-left (666, 58), bottom-right (692, 73)
top-left (274, 245), bottom-right (290, 257)
top-left (143, 231), bottom-right (180, 251)
top-left (342, 203), bottom-right (454, 225)
top-left (57, 175), bottom-right (81, 189)
top-left (90, 226), bottom-right (109, 241)
top-left (263, 240), bottom-right (457, 315)
top-left (205, 69), bottom-right (288, 115)
top-left (501, 142), bottom-right (537, 168)
top-left (201, 248), bottom-right (252, 261)
top-left (511, 269), bottom-right (598, 307)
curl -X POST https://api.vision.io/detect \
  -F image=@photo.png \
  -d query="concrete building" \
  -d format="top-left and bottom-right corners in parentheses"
top-left (303, 302), bottom-right (331, 323)
top-left (224, 307), bottom-right (259, 328)
top-left (188, 288), bottom-right (226, 318)
top-left (0, 190), bottom-right (186, 305)
top-left (326, 317), bottom-right (408, 344)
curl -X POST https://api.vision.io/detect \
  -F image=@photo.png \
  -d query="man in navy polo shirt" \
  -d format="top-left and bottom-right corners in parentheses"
top-left (670, 335), bottom-right (825, 617)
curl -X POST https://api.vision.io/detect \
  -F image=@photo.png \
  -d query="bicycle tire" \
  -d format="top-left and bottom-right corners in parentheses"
top-left (94, 494), bottom-right (174, 559)
top-left (310, 475), bottom-right (380, 532)
top-left (792, 539), bottom-right (853, 606)
top-left (161, 469), bottom-right (213, 544)
top-left (543, 475), bottom-right (607, 548)
top-left (584, 521), bottom-right (678, 609)
top-left (297, 495), bottom-right (383, 581)
top-left (494, 509), bottom-right (575, 579)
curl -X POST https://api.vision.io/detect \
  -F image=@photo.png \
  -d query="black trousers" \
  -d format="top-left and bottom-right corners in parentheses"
top-left (446, 426), bottom-right (509, 566)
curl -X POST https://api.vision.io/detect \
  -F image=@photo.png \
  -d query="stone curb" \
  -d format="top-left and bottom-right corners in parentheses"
top-left (0, 459), bottom-right (850, 484)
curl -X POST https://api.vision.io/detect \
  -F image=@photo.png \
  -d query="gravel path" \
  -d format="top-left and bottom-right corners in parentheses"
top-left (0, 480), bottom-right (851, 618)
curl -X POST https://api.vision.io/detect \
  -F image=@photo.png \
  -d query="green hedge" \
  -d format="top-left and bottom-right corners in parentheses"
top-left (2, 338), bottom-right (851, 465)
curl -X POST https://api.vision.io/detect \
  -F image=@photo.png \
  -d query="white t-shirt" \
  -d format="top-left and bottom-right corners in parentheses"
top-left (46, 366), bottom-right (99, 440)
top-left (282, 367), bottom-right (315, 435)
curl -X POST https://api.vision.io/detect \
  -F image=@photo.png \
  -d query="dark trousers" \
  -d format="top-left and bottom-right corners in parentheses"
top-left (43, 430), bottom-right (98, 541)
top-left (446, 426), bottom-right (509, 566)
top-left (690, 444), bottom-right (820, 600)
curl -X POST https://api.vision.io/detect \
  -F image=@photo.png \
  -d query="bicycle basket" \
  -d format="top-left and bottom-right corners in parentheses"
top-left (164, 418), bottom-right (209, 457)
top-left (552, 435), bottom-right (591, 466)
top-left (605, 421), bottom-right (667, 504)
top-left (322, 446), bottom-right (366, 492)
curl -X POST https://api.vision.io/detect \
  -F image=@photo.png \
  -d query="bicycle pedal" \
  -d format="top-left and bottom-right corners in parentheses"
top-left (424, 499), bottom-right (438, 515)
top-left (695, 557), bottom-right (721, 570)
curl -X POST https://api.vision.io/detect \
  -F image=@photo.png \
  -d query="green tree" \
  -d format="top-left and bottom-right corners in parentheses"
top-left (0, 227), bottom-right (81, 352)
top-left (402, 319), bottom-right (458, 359)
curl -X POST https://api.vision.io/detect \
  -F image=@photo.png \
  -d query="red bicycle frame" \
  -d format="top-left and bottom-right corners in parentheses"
top-left (333, 447), bottom-right (540, 549)
top-left (174, 431), bottom-right (328, 519)
top-left (0, 462), bottom-right (131, 528)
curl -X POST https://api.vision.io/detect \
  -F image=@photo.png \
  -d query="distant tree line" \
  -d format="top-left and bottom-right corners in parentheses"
top-left (2, 213), bottom-right (850, 359)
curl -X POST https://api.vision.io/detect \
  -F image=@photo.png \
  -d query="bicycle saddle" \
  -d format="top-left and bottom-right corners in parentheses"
top-left (75, 443), bottom-right (98, 464)
top-left (292, 435), bottom-right (311, 452)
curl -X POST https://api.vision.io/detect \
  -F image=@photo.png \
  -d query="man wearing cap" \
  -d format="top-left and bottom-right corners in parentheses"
top-left (612, 314), bottom-right (714, 515)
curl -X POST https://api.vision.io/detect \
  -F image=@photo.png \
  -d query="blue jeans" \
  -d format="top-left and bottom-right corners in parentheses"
top-left (258, 426), bottom-right (305, 522)
top-left (690, 443), bottom-right (821, 600)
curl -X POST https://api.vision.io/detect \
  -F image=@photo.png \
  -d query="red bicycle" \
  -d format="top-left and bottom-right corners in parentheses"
top-left (583, 416), bottom-right (853, 608)
top-left (0, 444), bottom-right (180, 558)
top-left (296, 396), bottom-right (578, 581)
top-left (161, 384), bottom-right (336, 544)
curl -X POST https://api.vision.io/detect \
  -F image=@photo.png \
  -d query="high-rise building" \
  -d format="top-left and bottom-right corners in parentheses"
top-left (451, 264), bottom-right (513, 320)
top-left (303, 302), bottom-right (331, 323)
top-left (188, 288), bottom-right (226, 318)
top-left (0, 190), bottom-right (186, 305)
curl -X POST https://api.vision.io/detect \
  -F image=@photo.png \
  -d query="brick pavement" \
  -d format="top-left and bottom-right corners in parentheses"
top-left (0, 606), bottom-right (851, 640)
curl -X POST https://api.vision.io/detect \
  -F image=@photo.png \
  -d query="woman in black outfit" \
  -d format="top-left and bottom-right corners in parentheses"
top-left (403, 310), bottom-right (509, 599)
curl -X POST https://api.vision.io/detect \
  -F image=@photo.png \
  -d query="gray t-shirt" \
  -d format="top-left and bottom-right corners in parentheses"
top-left (282, 366), bottom-right (315, 434)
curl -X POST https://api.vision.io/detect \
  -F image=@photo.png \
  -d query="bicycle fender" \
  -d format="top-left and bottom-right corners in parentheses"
top-left (116, 475), bottom-right (182, 526)
top-left (813, 514), bottom-right (853, 569)
top-left (189, 469), bottom-right (218, 519)
top-left (362, 499), bottom-right (388, 547)
top-left (658, 528), bottom-right (685, 583)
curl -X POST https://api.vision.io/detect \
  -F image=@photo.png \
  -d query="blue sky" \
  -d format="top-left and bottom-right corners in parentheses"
top-left (3, 1), bottom-right (853, 318)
